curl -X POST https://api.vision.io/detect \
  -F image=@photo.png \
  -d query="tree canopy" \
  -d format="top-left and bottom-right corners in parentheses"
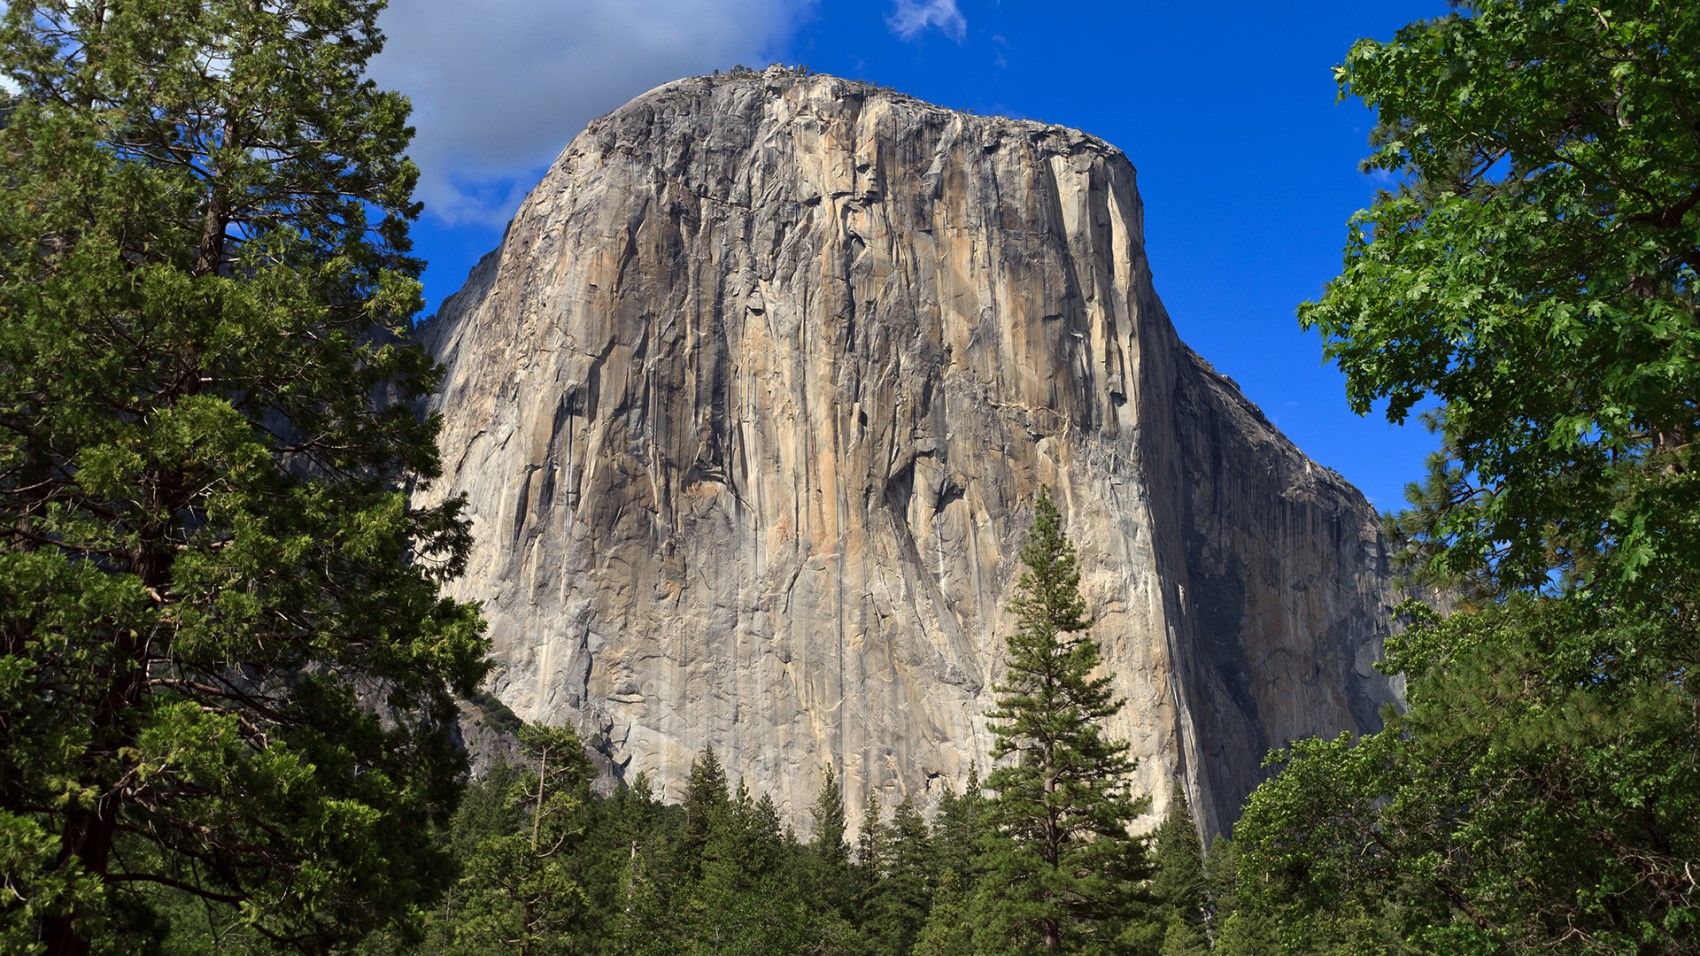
top-left (1239, 2), bottom-right (1700, 951)
top-left (0, 0), bottom-right (486, 951)
top-left (1297, 0), bottom-right (1699, 605)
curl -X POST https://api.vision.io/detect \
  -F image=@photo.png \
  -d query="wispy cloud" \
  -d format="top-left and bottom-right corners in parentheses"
top-left (887, 0), bottom-right (967, 42)
top-left (372, 0), bottom-right (815, 225)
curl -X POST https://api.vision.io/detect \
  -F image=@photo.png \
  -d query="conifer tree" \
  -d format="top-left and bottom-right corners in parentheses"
top-left (912, 870), bottom-right (975, 956)
top-left (678, 747), bottom-right (728, 876)
top-left (687, 781), bottom-right (827, 953)
top-left (445, 726), bottom-right (595, 955)
top-left (862, 795), bottom-right (934, 954)
top-left (605, 773), bottom-right (684, 956)
top-left (1199, 837), bottom-right (1272, 956)
top-left (809, 762), bottom-right (850, 860)
top-left (0, 1), bottom-right (485, 951)
top-left (691, 780), bottom-right (761, 940)
top-left (1151, 782), bottom-right (1208, 943)
top-left (974, 487), bottom-right (1151, 953)
top-left (812, 764), bottom-right (850, 864)
top-left (852, 786), bottom-right (886, 940)
top-left (856, 788), bottom-right (884, 872)
top-left (809, 764), bottom-right (855, 918)
top-left (929, 767), bottom-right (984, 889)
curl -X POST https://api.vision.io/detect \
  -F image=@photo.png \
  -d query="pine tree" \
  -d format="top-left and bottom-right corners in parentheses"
top-left (0, 1), bottom-right (485, 951)
top-left (1151, 782), bottom-right (1208, 941)
top-left (446, 725), bottom-right (595, 955)
top-left (974, 487), bottom-right (1151, 953)
top-left (606, 773), bottom-right (685, 956)
top-left (862, 795), bottom-right (934, 954)
top-left (809, 763), bottom-right (856, 919)
top-left (811, 764), bottom-right (850, 865)
top-left (852, 786), bottom-right (886, 941)
top-left (1200, 836), bottom-right (1252, 951)
top-left (929, 766), bottom-right (984, 889)
top-left (690, 780), bottom-right (761, 945)
top-left (1158, 919), bottom-right (1209, 956)
top-left (856, 787), bottom-right (884, 872)
top-left (396, 762), bottom-right (524, 952)
top-left (679, 747), bottom-right (729, 876)
top-left (912, 869), bottom-right (975, 956)
top-left (686, 781), bottom-right (829, 954)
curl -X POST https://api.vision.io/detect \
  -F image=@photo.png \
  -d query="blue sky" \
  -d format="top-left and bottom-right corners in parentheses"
top-left (377, 0), bottom-right (1447, 514)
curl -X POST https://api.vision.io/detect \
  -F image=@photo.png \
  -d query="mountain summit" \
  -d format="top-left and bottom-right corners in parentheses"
top-left (419, 66), bottom-right (1398, 836)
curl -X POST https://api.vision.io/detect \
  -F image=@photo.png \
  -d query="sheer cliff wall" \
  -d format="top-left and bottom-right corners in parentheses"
top-left (419, 67), bottom-right (1398, 836)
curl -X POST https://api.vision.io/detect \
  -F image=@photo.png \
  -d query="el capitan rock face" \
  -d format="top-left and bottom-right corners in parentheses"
top-left (419, 67), bottom-right (1398, 836)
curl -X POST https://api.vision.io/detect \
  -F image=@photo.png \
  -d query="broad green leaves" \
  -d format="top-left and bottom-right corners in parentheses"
top-left (1241, 2), bottom-right (1700, 950)
top-left (1301, 0), bottom-right (1700, 601)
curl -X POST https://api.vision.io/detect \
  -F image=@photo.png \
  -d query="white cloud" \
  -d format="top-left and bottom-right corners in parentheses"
top-left (371, 0), bottom-right (814, 225)
top-left (887, 0), bottom-right (966, 41)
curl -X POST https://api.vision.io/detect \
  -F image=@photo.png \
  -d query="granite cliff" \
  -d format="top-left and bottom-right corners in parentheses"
top-left (418, 66), bottom-right (1400, 837)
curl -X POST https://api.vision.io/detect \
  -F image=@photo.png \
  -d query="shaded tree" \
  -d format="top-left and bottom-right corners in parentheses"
top-left (685, 780), bottom-right (836, 953)
top-left (928, 767), bottom-right (983, 890)
top-left (603, 773), bottom-right (686, 956)
top-left (0, 0), bottom-right (485, 951)
top-left (1150, 783), bottom-right (1207, 946)
top-left (912, 870), bottom-right (974, 956)
top-left (441, 726), bottom-right (596, 955)
top-left (678, 747), bottom-right (728, 878)
top-left (808, 764), bottom-right (855, 921)
top-left (860, 795), bottom-right (933, 955)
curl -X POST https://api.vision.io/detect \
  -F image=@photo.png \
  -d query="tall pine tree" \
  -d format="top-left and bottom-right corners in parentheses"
top-left (604, 772), bottom-right (684, 955)
top-left (1151, 783), bottom-right (1208, 955)
top-left (975, 487), bottom-right (1151, 953)
top-left (928, 766), bottom-right (983, 889)
top-left (678, 746), bottom-right (728, 878)
top-left (0, 1), bottom-right (485, 951)
top-left (861, 795), bottom-right (934, 955)
top-left (808, 764), bottom-right (855, 920)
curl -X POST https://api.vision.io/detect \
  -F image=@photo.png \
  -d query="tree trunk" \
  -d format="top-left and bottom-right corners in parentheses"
top-left (41, 632), bottom-right (143, 956)
top-left (42, 480), bottom-right (175, 955)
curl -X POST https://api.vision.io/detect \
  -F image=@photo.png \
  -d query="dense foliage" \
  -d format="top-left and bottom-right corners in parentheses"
top-left (1297, 0), bottom-right (1699, 605)
top-left (0, 0), bottom-right (486, 952)
top-left (1235, 1), bottom-right (1700, 952)
top-left (348, 725), bottom-right (1211, 956)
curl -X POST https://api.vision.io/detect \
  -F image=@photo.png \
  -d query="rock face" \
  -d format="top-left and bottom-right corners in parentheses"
top-left (419, 66), bottom-right (1399, 837)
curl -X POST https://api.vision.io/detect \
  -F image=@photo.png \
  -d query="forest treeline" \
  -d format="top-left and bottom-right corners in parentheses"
top-left (2, 0), bottom-right (1696, 952)
top-left (344, 734), bottom-right (1231, 956)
